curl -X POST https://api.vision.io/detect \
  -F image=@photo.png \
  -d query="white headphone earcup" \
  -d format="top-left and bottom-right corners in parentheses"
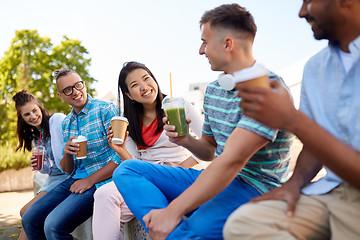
top-left (218, 73), bottom-right (235, 91)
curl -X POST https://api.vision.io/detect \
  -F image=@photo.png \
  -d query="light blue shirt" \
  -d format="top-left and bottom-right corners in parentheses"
top-left (300, 36), bottom-right (360, 195)
top-left (34, 113), bottom-right (68, 176)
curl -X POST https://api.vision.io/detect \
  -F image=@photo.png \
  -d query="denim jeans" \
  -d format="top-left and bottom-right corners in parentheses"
top-left (22, 177), bottom-right (96, 240)
top-left (113, 160), bottom-right (261, 240)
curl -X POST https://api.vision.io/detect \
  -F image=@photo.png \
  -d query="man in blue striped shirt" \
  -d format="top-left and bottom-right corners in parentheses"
top-left (22, 68), bottom-right (121, 240)
top-left (113, 4), bottom-right (293, 240)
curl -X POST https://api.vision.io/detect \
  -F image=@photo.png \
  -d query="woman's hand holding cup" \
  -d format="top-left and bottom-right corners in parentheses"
top-left (30, 155), bottom-right (39, 170)
top-left (107, 125), bottom-right (128, 154)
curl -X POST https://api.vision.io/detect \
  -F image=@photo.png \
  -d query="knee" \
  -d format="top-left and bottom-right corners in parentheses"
top-left (223, 205), bottom-right (257, 239)
top-left (44, 221), bottom-right (54, 239)
top-left (93, 183), bottom-right (109, 202)
top-left (20, 206), bottom-right (27, 217)
top-left (22, 208), bottom-right (37, 231)
top-left (94, 182), bottom-right (122, 204)
top-left (44, 214), bottom-right (61, 238)
top-left (223, 212), bottom-right (240, 240)
top-left (113, 159), bottom-right (145, 180)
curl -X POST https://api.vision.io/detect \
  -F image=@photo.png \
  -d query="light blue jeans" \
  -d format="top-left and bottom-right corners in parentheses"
top-left (22, 177), bottom-right (96, 240)
top-left (113, 160), bottom-right (261, 240)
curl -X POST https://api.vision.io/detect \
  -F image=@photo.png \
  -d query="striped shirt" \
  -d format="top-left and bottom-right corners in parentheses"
top-left (203, 74), bottom-right (294, 193)
top-left (61, 94), bottom-right (122, 188)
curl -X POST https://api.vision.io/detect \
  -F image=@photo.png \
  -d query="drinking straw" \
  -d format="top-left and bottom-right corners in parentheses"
top-left (170, 72), bottom-right (173, 104)
top-left (38, 132), bottom-right (42, 149)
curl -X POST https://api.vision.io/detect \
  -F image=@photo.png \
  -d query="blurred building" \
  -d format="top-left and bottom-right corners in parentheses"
top-left (277, 56), bottom-right (309, 109)
top-left (183, 82), bottom-right (209, 115)
top-left (100, 91), bottom-right (117, 104)
top-left (99, 91), bottom-right (123, 113)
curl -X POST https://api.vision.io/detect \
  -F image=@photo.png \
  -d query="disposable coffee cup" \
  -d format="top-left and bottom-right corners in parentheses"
top-left (72, 135), bottom-right (87, 159)
top-left (234, 63), bottom-right (270, 88)
top-left (32, 146), bottom-right (45, 170)
top-left (162, 96), bottom-right (188, 136)
top-left (111, 116), bottom-right (129, 145)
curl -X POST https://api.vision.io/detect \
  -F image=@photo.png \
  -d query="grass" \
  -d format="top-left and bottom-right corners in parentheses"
top-left (0, 143), bottom-right (30, 172)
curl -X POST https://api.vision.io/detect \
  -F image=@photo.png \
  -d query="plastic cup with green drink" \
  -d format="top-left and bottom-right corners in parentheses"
top-left (162, 96), bottom-right (188, 136)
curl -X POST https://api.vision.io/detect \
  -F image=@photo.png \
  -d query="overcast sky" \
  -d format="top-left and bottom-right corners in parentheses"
top-left (0, 0), bottom-right (327, 98)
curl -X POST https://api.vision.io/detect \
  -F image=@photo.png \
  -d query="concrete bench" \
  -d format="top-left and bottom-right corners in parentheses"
top-left (124, 218), bottom-right (150, 240)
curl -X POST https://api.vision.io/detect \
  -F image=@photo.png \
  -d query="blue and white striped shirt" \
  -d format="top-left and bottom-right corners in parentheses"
top-left (203, 74), bottom-right (294, 193)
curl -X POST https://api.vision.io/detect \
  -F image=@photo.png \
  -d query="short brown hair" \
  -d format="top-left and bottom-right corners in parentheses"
top-left (200, 4), bottom-right (257, 40)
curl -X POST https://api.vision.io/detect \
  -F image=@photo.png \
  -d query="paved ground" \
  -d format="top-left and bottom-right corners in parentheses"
top-left (0, 190), bottom-right (33, 240)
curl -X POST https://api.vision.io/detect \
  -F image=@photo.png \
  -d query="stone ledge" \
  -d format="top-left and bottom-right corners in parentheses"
top-left (124, 218), bottom-right (150, 240)
top-left (0, 167), bottom-right (34, 192)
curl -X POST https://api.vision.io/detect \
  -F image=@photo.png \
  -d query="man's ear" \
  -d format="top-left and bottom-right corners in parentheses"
top-left (224, 37), bottom-right (235, 52)
top-left (57, 92), bottom-right (64, 102)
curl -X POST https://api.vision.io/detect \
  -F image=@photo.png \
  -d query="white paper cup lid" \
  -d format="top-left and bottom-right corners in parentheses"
top-left (72, 135), bottom-right (87, 142)
top-left (111, 116), bottom-right (128, 123)
top-left (111, 138), bottom-right (124, 145)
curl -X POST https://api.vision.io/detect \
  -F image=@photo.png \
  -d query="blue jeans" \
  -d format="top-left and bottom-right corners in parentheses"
top-left (22, 177), bottom-right (96, 240)
top-left (113, 160), bottom-right (261, 240)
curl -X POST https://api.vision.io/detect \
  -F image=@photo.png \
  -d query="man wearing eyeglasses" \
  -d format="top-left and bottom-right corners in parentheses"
top-left (21, 68), bottom-right (122, 240)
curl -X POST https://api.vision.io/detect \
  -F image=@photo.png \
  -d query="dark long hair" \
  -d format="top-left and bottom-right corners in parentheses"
top-left (13, 90), bottom-right (51, 152)
top-left (118, 61), bottom-right (165, 147)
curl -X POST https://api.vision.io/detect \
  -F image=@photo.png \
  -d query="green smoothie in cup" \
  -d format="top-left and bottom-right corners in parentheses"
top-left (162, 97), bottom-right (188, 136)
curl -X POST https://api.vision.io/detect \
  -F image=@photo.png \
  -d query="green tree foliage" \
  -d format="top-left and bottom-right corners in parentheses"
top-left (0, 29), bottom-right (97, 145)
top-left (0, 142), bottom-right (31, 172)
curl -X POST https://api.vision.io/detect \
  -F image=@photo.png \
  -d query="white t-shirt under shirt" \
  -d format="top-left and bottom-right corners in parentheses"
top-left (339, 49), bottom-right (354, 73)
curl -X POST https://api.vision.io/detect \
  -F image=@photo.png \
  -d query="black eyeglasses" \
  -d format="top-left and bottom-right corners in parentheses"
top-left (61, 81), bottom-right (85, 96)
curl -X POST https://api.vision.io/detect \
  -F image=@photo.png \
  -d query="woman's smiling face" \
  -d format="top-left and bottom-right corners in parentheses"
top-left (20, 101), bottom-right (43, 128)
top-left (125, 68), bottom-right (159, 106)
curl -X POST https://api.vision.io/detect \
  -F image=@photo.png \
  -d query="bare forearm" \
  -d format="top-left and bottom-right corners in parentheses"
top-left (287, 147), bottom-right (323, 190)
top-left (87, 161), bottom-right (119, 185)
top-left (168, 128), bottom-right (268, 216)
top-left (182, 135), bottom-right (215, 161)
top-left (289, 111), bottom-right (360, 189)
top-left (168, 155), bottom-right (243, 216)
top-left (60, 154), bottom-right (74, 173)
top-left (179, 157), bottom-right (198, 169)
top-left (115, 149), bottom-right (133, 161)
